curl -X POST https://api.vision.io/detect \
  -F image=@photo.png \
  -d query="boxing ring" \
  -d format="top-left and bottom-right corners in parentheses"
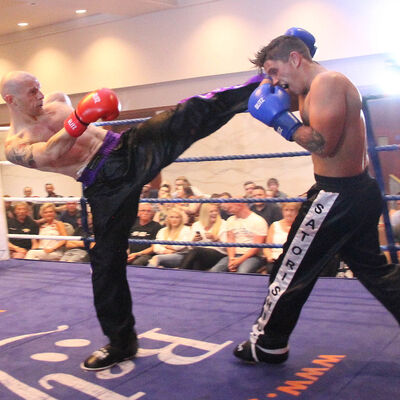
top-left (0, 94), bottom-right (399, 399)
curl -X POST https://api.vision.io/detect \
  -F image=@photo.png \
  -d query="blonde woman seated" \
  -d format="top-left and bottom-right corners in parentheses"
top-left (179, 203), bottom-right (227, 270)
top-left (148, 207), bottom-right (191, 268)
top-left (25, 203), bottom-right (67, 261)
top-left (263, 202), bottom-right (301, 273)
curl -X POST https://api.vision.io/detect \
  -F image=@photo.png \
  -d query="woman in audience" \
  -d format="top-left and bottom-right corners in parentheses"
top-left (148, 207), bottom-right (191, 268)
top-left (179, 203), bottom-right (227, 270)
top-left (25, 202), bottom-right (67, 261)
top-left (263, 202), bottom-right (301, 273)
top-left (153, 192), bottom-right (176, 226)
top-left (175, 184), bottom-right (200, 225)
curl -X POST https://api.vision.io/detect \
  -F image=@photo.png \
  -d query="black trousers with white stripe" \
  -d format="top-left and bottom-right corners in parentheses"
top-left (252, 170), bottom-right (400, 346)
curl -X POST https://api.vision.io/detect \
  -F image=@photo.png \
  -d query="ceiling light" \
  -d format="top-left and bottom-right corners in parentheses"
top-left (75, 9), bottom-right (87, 14)
top-left (17, 22), bottom-right (29, 27)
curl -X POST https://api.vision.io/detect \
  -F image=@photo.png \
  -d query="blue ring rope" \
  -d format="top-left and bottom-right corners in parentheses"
top-left (80, 97), bottom-right (400, 263)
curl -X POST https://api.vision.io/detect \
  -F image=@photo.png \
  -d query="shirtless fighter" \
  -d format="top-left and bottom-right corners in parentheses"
top-left (234, 35), bottom-right (400, 363)
top-left (1, 70), bottom-right (263, 370)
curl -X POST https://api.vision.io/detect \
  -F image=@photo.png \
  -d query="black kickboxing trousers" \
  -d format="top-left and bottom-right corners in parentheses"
top-left (82, 80), bottom-right (260, 346)
top-left (250, 170), bottom-right (400, 347)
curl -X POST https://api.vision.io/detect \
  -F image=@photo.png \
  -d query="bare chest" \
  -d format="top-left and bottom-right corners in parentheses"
top-left (299, 95), bottom-right (310, 126)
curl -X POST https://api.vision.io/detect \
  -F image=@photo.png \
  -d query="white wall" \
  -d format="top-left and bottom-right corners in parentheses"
top-left (0, 0), bottom-right (397, 95)
top-left (0, 0), bottom-right (396, 198)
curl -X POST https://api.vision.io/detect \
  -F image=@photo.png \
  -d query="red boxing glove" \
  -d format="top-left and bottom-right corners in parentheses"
top-left (64, 88), bottom-right (121, 137)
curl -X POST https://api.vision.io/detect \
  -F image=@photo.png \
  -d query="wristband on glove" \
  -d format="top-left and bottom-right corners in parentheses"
top-left (64, 112), bottom-right (88, 138)
top-left (273, 111), bottom-right (302, 141)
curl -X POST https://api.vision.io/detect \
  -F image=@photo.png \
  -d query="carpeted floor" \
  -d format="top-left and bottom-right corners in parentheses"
top-left (0, 259), bottom-right (399, 400)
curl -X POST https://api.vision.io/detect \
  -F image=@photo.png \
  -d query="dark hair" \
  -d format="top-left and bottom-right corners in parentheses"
top-left (251, 35), bottom-right (312, 70)
top-left (267, 178), bottom-right (279, 185)
top-left (244, 181), bottom-right (255, 186)
top-left (253, 185), bottom-right (266, 192)
top-left (183, 186), bottom-right (195, 197)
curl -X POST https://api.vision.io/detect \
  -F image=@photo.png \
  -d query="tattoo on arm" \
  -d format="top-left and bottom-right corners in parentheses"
top-left (296, 129), bottom-right (326, 155)
top-left (7, 143), bottom-right (37, 168)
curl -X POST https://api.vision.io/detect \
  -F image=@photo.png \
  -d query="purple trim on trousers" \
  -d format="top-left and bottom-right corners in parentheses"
top-left (77, 131), bottom-right (122, 188)
top-left (178, 73), bottom-right (265, 104)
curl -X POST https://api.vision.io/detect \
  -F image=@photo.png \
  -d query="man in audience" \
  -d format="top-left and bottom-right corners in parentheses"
top-left (250, 185), bottom-right (282, 226)
top-left (210, 200), bottom-right (267, 273)
top-left (61, 213), bottom-right (93, 263)
top-left (60, 199), bottom-right (81, 229)
top-left (243, 181), bottom-right (256, 198)
top-left (7, 201), bottom-right (39, 258)
top-left (267, 178), bottom-right (288, 200)
top-left (127, 203), bottom-right (161, 266)
top-left (218, 192), bottom-right (233, 220)
top-left (140, 183), bottom-right (159, 199)
top-left (45, 183), bottom-right (62, 198)
top-left (23, 186), bottom-right (41, 221)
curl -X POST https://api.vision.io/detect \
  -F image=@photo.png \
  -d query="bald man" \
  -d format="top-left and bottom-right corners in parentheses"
top-left (1, 70), bottom-right (263, 370)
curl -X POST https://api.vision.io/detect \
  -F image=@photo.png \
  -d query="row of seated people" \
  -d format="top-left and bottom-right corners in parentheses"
top-left (128, 201), bottom-right (301, 274)
top-left (6, 193), bottom-right (348, 275)
top-left (7, 201), bottom-right (92, 262)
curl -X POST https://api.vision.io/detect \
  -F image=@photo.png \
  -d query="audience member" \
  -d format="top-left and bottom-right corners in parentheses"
top-left (390, 193), bottom-right (400, 242)
top-left (179, 203), bottom-right (227, 270)
top-left (263, 202), bottom-right (301, 273)
top-left (23, 186), bottom-right (33, 197)
top-left (25, 203), bottom-right (67, 261)
top-left (210, 201), bottom-right (267, 273)
top-left (60, 214), bottom-right (93, 263)
top-left (59, 199), bottom-right (81, 229)
top-left (250, 185), bottom-right (282, 226)
top-left (4, 195), bottom-right (14, 219)
top-left (7, 201), bottom-right (39, 258)
top-left (140, 183), bottom-right (159, 199)
top-left (45, 183), bottom-right (62, 198)
top-left (218, 192), bottom-right (233, 220)
top-left (148, 208), bottom-right (191, 268)
top-left (267, 178), bottom-right (288, 200)
top-left (172, 176), bottom-right (204, 198)
top-left (175, 184), bottom-right (200, 225)
top-left (23, 186), bottom-right (41, 221)
top-left (127, 203), bottom-right (161, 266)
top-left (158, 183), bottom-right (172, 198)
top-left (243, 181), bottom-right (256, 198)
top-left (153, 192), bottom-right (175, 226)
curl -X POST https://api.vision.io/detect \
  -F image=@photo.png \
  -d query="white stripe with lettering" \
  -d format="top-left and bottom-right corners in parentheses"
top-left (250, 190), bottom-right (338, 344)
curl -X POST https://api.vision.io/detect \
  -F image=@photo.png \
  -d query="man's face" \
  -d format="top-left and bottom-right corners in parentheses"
top-left (252, 188), bottom-right (266, 206)
top-left (264, 56), bottom-right (301, 95)
top-left (268, 182), bottom-right (278, 194)
top-left (244, 184), bottom-right (255, 196)
top-left (138, 205), bottom-right (154, 223)
top-left (13, 76), bottom-right (44, 117)
top-left (66, 202), bottom-right (77, 213)
top-left (23, 187), bottom-right (32, 197)
top-left (45, 184), bottom-right (54, 194)
top-left (14, 205), bottom-right (28, 220)
top-left (228, 202), bottom-right (242, 215)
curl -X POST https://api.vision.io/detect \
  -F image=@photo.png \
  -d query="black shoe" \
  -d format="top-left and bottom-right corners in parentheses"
top-left (81, 339), bottom-right (138, 371)
top-left (233, 340), bottom-right (289, 364)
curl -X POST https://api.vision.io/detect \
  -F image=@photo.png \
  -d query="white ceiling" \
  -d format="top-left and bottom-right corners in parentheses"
top-left (0, 0), bottom-right (218, 37)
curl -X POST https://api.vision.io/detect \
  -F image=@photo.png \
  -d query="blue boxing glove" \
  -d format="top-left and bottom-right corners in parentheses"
top-left (285, 27), bottom-right (317, 57)
top-left (248, 84), bottom-right (302, 141)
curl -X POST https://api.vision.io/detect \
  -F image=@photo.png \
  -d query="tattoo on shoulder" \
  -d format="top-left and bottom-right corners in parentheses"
top-left (6, 142), bottom-right (37, 168)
